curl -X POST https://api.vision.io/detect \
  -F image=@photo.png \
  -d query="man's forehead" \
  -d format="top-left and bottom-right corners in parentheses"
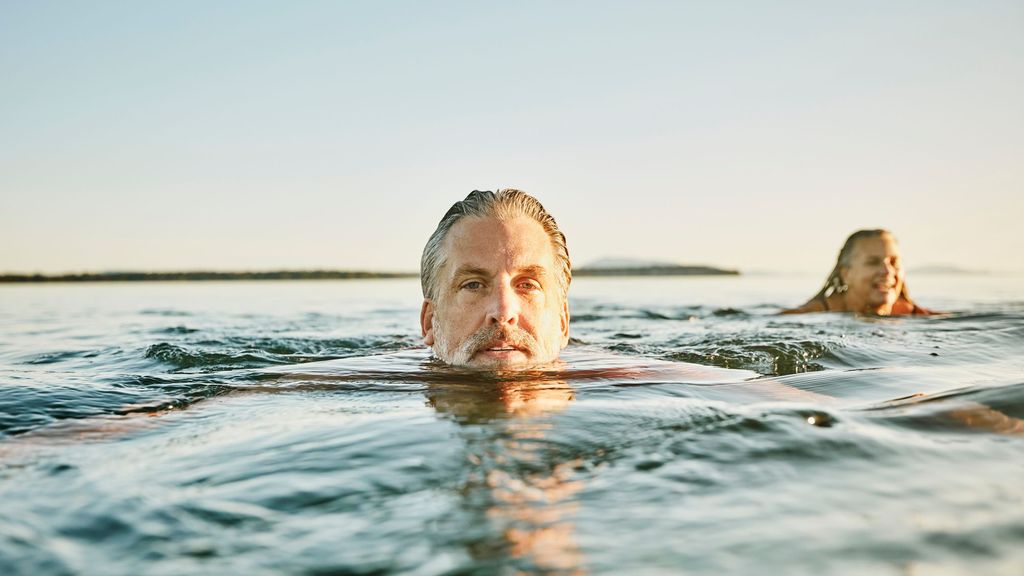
top-left (443, 215), bottom-right (557, 274)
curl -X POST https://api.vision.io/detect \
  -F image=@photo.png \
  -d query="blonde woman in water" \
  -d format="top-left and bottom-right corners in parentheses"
top-left (783, 229), bottom-right (935, 316)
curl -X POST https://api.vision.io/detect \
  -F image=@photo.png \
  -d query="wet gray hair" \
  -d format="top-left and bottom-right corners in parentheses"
top-left (420, 189), bottom-right (571, 301)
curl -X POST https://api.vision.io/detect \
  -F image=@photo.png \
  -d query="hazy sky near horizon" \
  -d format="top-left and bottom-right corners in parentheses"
top-left (2, 1), bottom-right (1022, 275)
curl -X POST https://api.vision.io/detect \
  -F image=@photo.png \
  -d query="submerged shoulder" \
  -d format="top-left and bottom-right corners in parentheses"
top-left (559, 347), bottom-right (757, 383)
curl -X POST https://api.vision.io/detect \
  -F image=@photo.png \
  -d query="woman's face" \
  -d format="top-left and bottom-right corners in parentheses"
top-left (841, 234), bottom-right (905, 309)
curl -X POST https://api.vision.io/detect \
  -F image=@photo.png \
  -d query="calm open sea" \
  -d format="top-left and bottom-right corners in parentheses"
top-left (1, 274), bottom-right (1023, 575)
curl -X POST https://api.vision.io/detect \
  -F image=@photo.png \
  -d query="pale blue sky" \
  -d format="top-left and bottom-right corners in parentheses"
top-left (2, 1), bottom-right (1021, 274)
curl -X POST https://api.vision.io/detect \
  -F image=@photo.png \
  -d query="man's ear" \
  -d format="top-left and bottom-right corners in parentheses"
top-left (559, 299), bottom-right (570, 348)
top-left (420, 299), bottom-right (435, 346)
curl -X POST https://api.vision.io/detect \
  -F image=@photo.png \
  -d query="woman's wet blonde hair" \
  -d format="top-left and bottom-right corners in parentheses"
top-left (420, 189), bottom-right (571, 301)
top-left (812, 229), bottom-right (918, 307)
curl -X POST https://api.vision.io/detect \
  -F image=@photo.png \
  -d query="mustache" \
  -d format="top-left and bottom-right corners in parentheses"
top-left (463, 324), bottom-right (539, 356)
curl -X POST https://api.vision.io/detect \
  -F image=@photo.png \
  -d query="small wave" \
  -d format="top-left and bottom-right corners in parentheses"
top-left (663, 339), bottom-right (832, 376)
top-left (570, 304), bottom-right (700, 322)
top-left (26, 350), bottom-right (97, 365)
top-left (569, 399), bottom-right (875, 476)
top-left (859, 381), bottom-right (1024, 435)
top-left (110, 374), bottom-right (236, 408)
top-left (140, 309), bottom-right (191, 317)
top-left (0, 382), bottom-right (155, 436)
top-left (143, 335), bottom-right (420, 372)
top-left (21, 347), bottom-right (126, 367)
top-left (154, 326), bottom-right (199, 335)
top-left (145, 343), bottom-right (287, 372)
top-left (213, 335), bottom-right (420, 356)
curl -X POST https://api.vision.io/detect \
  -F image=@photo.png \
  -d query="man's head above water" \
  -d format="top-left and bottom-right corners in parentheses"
top-left (420, 189), bottom-right (572, 369)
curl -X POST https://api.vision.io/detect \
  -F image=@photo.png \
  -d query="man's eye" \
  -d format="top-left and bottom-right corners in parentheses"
top-left (462, 281), bottom-right (483, 290)
top-left (518, 281), bottom-right (541, 291)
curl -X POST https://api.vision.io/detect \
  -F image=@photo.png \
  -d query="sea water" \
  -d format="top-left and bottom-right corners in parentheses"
top-left (1, 275), bottom-right (1022, 575)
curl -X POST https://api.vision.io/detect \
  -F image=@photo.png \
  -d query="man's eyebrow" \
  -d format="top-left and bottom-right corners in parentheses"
top-left (451, 265), bottom-right (492, 279)
top-left (449, 265), bottom-right (549, 280)
top-left (516, 265), bottom-right (549, 277)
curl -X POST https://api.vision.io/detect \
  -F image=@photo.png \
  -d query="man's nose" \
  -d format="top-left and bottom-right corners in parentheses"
top-left (487, 283), bottom-right (520, 326)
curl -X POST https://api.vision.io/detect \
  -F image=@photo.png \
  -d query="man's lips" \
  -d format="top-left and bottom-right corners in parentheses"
top-left (458, 325), bottom-right (539, 364)
top-left (478, 341), bottom-right (525, 354)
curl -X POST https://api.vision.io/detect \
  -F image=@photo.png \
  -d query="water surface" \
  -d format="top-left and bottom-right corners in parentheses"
top-left (2, 275), bottom-right (1023, 575)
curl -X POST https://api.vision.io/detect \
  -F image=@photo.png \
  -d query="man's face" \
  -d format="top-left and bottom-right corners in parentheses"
top-left (420, 215), bottom-right (570, 369)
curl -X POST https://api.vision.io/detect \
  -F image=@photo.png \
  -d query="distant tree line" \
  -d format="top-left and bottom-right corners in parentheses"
top-left (1, 265), bottom-right (739, 283)
top-left (0, 270), bottom-right (419, 283)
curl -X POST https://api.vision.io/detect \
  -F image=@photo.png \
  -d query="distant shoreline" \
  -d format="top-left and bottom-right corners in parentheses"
top-left (0, 271), bottom-right (419, 283)
top-left (1, 266), bottom-right (740, 283)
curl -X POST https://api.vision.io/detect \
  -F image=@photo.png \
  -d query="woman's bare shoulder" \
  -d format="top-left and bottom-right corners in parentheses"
top-left (891, 298), bottom-right (942, 316)
top-left (780, 298), bottom-right (827, 315)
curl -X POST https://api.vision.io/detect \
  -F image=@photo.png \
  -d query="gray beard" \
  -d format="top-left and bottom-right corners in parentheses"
top-left (435, 323), bottom-right (540, 366)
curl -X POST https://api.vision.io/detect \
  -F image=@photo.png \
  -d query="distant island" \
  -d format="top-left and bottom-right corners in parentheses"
top-left (0, 270), bottom-right (418, 283)
top-left (574, 257), bottom-right (739, 277)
